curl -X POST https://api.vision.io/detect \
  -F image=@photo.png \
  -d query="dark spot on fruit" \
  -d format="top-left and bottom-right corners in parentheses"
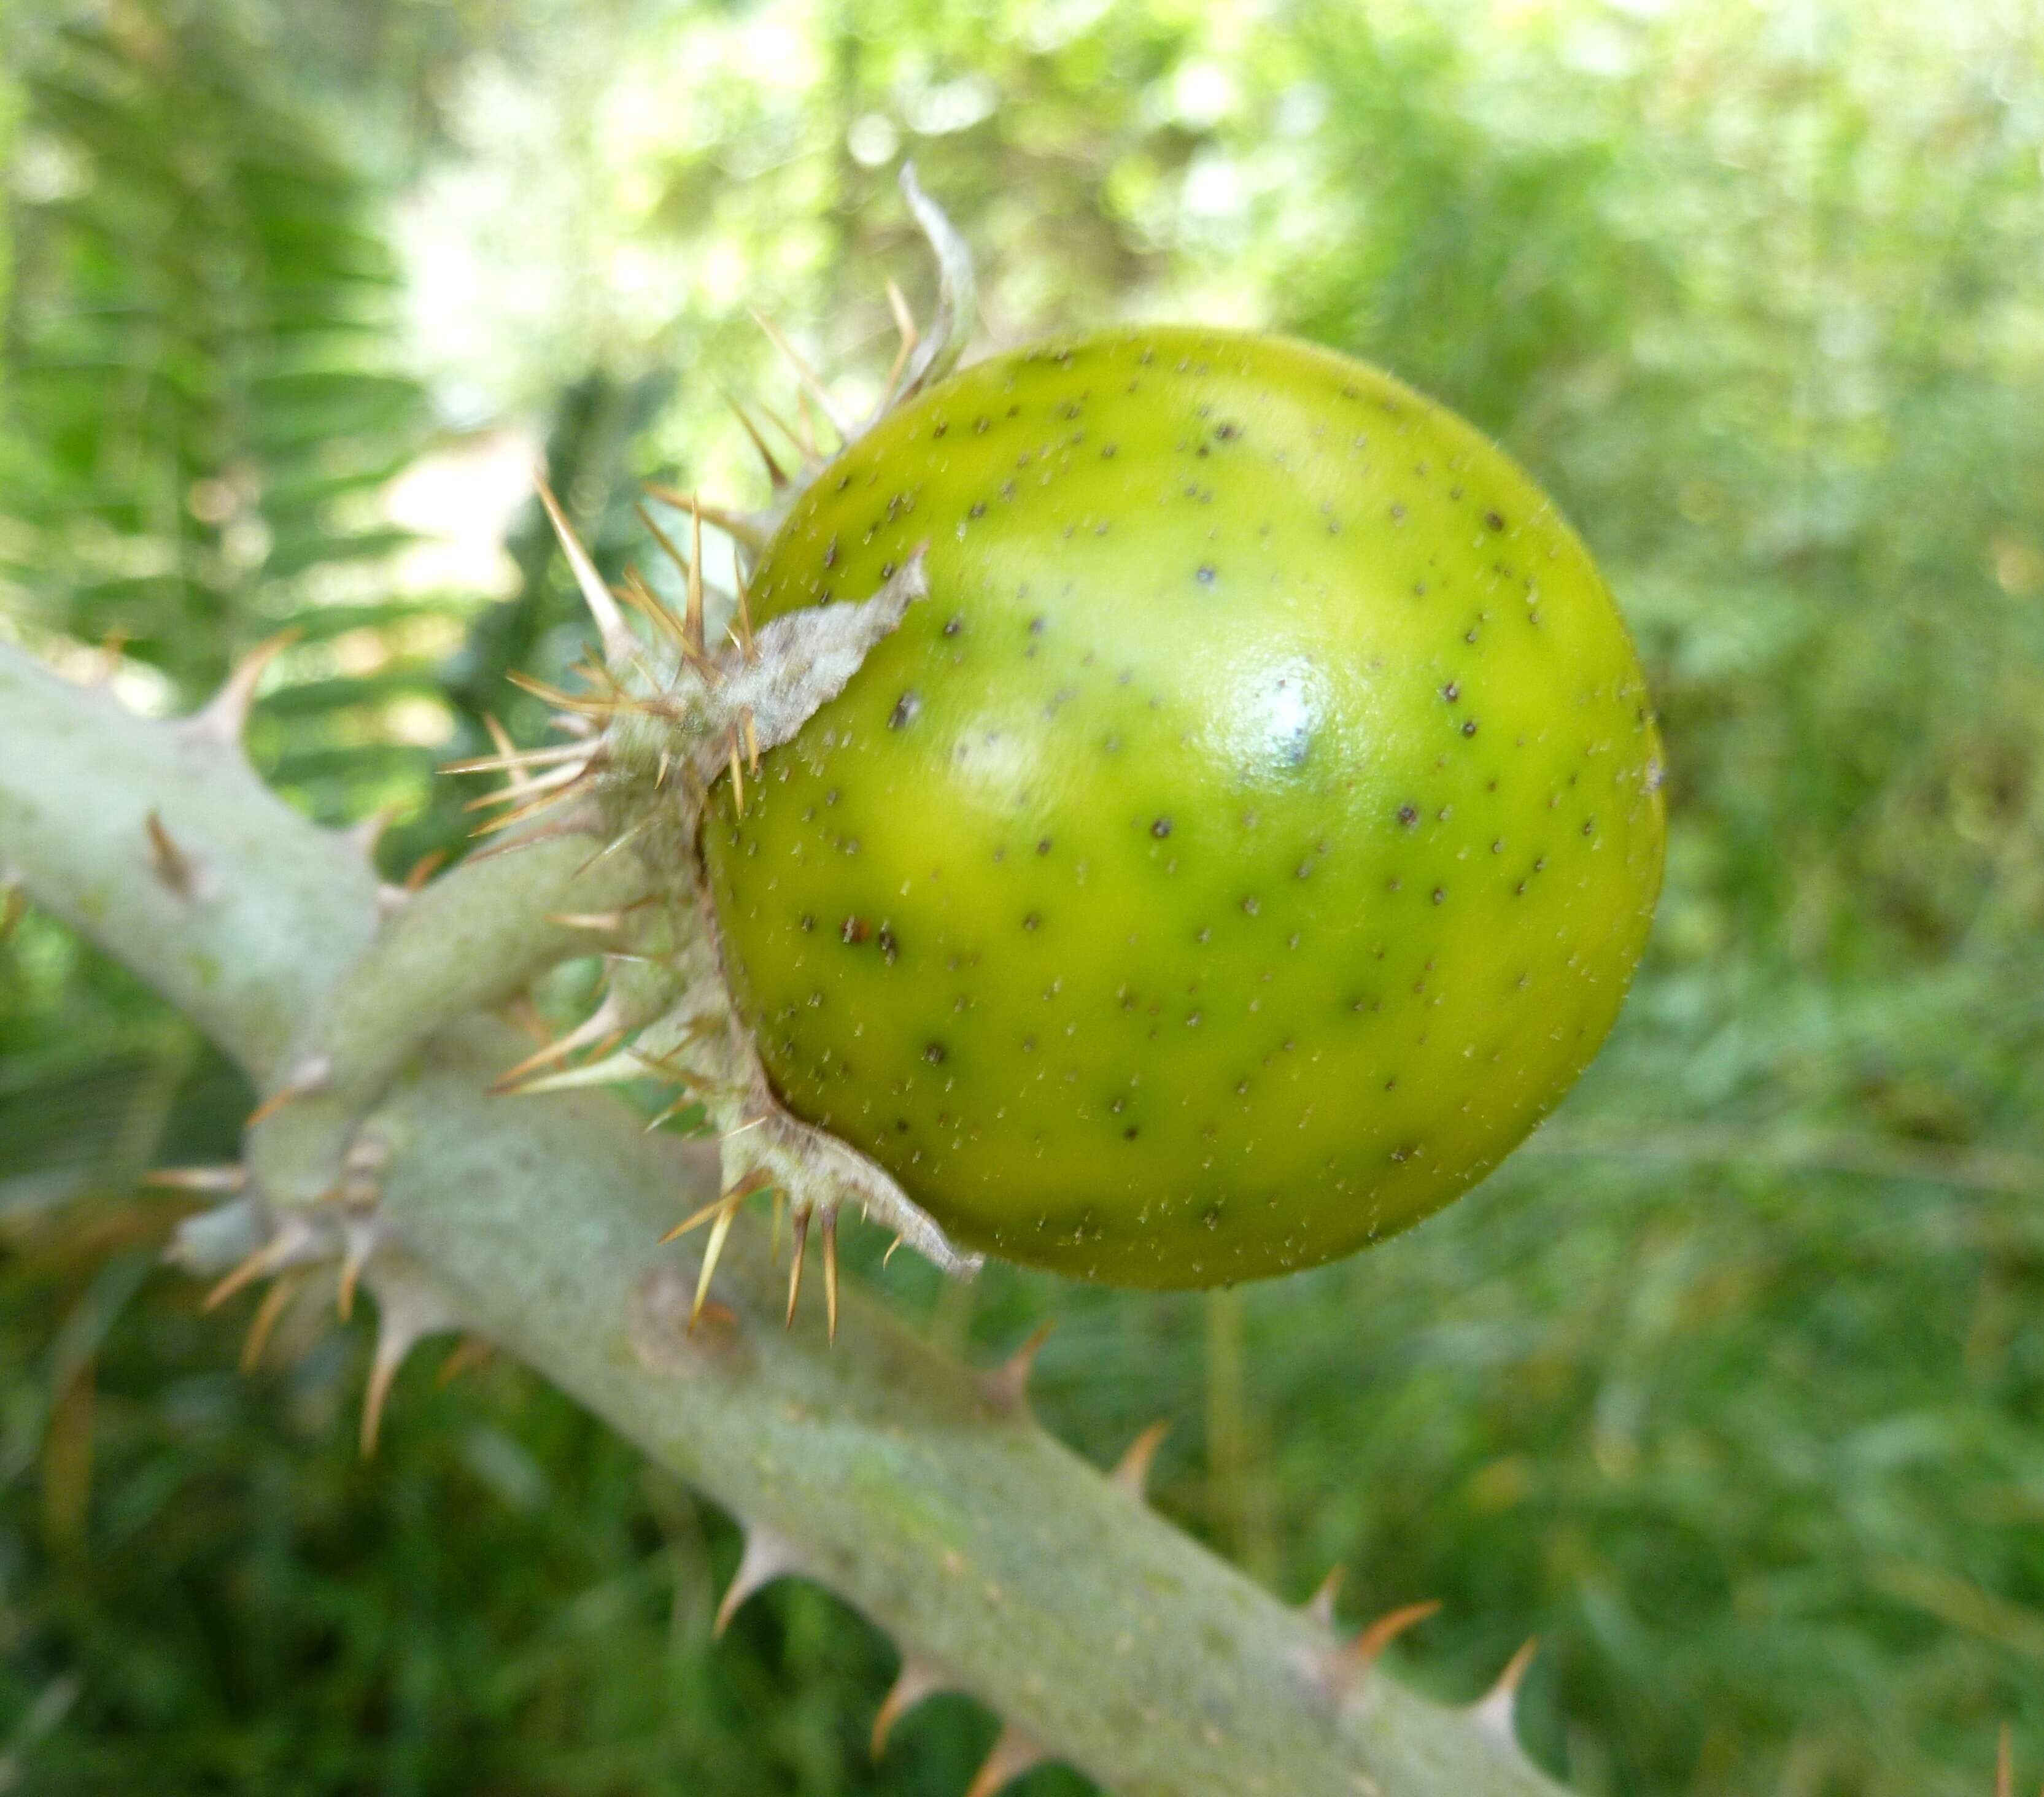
top-left (1241, 895), bottom-right (1260, 916)
top-left (1036, 837), bottom-right (1053, 856)
top-left (1583, 817), bottom-right (1597, 835)
top-left (1215, 422), bottom-right (1239, 440)
top-left (799, 914), bottom-right (815, 932)
top-left (1202, 1204), bottom-right (1221, 1228)
top-left (1397, 804), bottom-right (1419, 827)
top-left (1432, 887), bottom-right (1446, 904)
top-left (1196, 563), bottom-right (1217, 584)
top-left (1461, 720), bottom-right (1478, 737)
top-left (924, 1043), bottom-right (947, 1064)
top-left (968, 501), bottom-right (986, 519)
top-left (943, 614), bottom-right (963, 636)
top-left (1152, 816), bottom-right (1172, 838)
top-left (877, 926), bottom-right (899, 964)
top-left (841, 916), bottom-right (870, 945)
top-left (1023, 912), bottom-right (1040, 931)
top-left (1125, 1126), bottom-right (1140, 1140)
top-left (1442, 682), bottom-right (1459, 701)
top-left (889, 690), bottom-right (921, 729)
top-left (1029, 616), bottom-right (1046, 635)
top-left (1486, 510), bottom-right (1506, 530)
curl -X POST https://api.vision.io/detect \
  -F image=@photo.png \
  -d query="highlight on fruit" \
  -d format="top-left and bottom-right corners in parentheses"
top-left (463, 164), bottom-right (1666, 1321)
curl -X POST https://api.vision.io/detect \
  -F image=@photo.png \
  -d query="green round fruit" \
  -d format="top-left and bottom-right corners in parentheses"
top-left (700, 326), bottom-right (1663, 1287)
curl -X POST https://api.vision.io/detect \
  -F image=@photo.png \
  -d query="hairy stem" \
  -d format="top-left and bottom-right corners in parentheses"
top-left (0, 643), bottom-right (1566, 1797)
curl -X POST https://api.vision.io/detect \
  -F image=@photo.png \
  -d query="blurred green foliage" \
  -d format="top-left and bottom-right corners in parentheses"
top-left (5, 1), bottom-right (2044, 1793)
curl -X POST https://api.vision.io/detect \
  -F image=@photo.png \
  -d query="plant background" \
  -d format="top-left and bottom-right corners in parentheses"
top-left (4, 1), bottom-right (2044, 1793)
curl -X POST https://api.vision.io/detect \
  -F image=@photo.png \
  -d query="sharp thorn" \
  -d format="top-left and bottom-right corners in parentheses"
top-left (463, 760), bottom-right (589, 811)
top-left (791, 384), bottom-right (824, 460)
top-left (489, 994), bottom-right (629, 1092)
top-left (1110, 1420), bottom-right (1170, 1501)
top-left (642, 488), bottom-right (770, 556)
top-left (750, 395), bottom-right (822, 474)
top-left (336, 1219), bottom-right (381, 1323)
top-left (245, 1056), bottom-right (332, 1129)
top-left (402, 848), bottom-right (446, 891)
top-left (616, 565), bottom-right (692, 654)
top-left (498, 1042), bottom-right (644, 1099)
top-left (722, 390), bottom-right (789, 490)
top-left (1471, 1639), bottom-right (1538, 1749)
top-left (881, 1234), bottom-right (903, 1269)
top-left (689, 1198), bottom-right (738, 1333)
top-left (536, 476), bottom-right (638, 666)
top-left (750, 307), bottom-right (851, 439)
top-left (962, 1723), bottom-right (1047, 1797)
top-left (1303, 1566), bottom-right (1347, 1631)
top-left (980, 1320), bottom-right (1055, 1411)
top-left (871, 1655), bottom-right (948, 1757)
top-left (684, 495), bottom-right (708, 660)
top-left (239, 1268), bottom-right (307, 1373)
top-left (786, 1207), bottom-right (810, 1328)
top-left (481, 713), bottom-right (540, 799)
top-left (713, 1527), bottom-right (798, 1639)
top-left (546, 910), bottom-right (628, 934)
top-left (443, 742), bottom-right (592, 776)
top-left (732, 557), bottom-right (757, 663)
top-left (821, 1207), bottom-right (839, 1345)
top-left (144, 810), bottom-right (199, 899)
top-left (360, 1282), bottom-right (458, 1458)
top-left (660, 1190), bottom-right (736, 1245)
top-left (203, 1233), bottom-right (293, 1312)
top-left (194, 628), bottom-right (299, 744)
top-left (880, 276), bottom-right (919, 405)
top-left (144, 1164), bottom-right (248, 1195)
top-left (1326, 1599), bottom-right (1441, 1698)
top-left (466, 771), bottom-right (596, 839)
top-left (436, 1334), bottom-right (493, 1387)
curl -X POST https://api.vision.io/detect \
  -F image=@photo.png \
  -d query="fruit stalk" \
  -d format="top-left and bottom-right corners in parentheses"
top-left (0, 640), bottom-right (1566, 1796)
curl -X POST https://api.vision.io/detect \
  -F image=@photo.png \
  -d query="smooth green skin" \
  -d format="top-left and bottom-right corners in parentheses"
top-left (702, 327), bottom-right (1664, 1286)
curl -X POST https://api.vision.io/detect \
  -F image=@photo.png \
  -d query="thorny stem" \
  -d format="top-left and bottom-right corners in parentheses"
top-left (0, 651), bottom-right (1568, 1796)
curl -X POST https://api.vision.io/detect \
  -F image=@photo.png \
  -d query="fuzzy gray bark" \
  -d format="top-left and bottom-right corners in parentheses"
top-left (0, 642), bottom-right (1567, 1797)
